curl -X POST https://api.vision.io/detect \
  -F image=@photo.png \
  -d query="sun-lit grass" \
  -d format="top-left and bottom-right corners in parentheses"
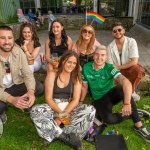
top-left (0, 95), bottom-right (150, 150)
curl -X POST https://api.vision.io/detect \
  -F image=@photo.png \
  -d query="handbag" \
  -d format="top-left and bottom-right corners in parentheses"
top-left (95, 134), bottom-right (128, 150)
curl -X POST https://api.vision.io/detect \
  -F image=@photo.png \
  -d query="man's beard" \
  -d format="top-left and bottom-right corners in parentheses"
top-left (0, 44), bottom-right (14, 53)
top-left (114, 34), bottom-right (124, 40)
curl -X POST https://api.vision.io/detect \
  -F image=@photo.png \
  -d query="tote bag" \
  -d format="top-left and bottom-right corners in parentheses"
top-left (95, 134), bottom-right (128, 150)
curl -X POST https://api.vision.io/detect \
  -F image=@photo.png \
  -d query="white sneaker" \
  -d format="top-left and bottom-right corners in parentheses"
top-left (132, 92), bottom-right (140, 102)
top-left (0, 119), bottom-right (3, 138)
top-left (137, 109), bottom-right (150, 119)
top-left (0, 112), bottom-right (7, 124)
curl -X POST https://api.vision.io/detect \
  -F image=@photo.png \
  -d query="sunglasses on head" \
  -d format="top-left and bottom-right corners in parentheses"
top-left (82, 29), bottom-right (93, 34)
top-left (113, 29), bottom-right (122, 33)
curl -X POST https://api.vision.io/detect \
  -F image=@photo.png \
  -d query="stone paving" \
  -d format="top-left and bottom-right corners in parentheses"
top-left (37, 29), bottom-right (150, 68)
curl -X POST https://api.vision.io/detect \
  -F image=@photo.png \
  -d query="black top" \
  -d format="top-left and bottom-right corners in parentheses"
top-left (79, 52), bottom-right (94, 67)
top-left (53, 75), bottom-right (73, 99)
top-left (15, 39), bottom-right (41, 48)
top-left (50, 44), bottom-right (68, 57)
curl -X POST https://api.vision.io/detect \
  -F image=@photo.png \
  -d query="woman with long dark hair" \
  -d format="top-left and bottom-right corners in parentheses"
top-left (45, 19), bottom-right (73, 71)
top-left (15, 23), bottom-right (41, 72)
top-left (30, 51), bottom-right (95, 149)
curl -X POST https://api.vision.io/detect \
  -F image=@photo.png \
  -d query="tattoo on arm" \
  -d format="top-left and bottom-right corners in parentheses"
top-left (115, 74), bottom-right (127, 85)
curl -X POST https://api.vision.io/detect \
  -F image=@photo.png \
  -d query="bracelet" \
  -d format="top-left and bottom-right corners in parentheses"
top-left (124, 102), bottom-right (131, 105)
top-left (79, 100), bottom-right (84, 102)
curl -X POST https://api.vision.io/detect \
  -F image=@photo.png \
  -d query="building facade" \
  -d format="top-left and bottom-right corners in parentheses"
top-left (0, 0), bottom-right (149, 29)
top-left (136, 0), bottom-right (150, 29)
top-left (19, 0), bottom-right (150, 29)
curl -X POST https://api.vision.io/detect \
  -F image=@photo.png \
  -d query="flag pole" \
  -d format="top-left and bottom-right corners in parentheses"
top-left (85, 8), bottom-right (87, 25)
top-left (91, 19), bottom-right (94, 25)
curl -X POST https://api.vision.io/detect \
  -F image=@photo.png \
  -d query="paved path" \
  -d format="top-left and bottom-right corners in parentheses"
top-left (37, 29), bottom-right (150, 67)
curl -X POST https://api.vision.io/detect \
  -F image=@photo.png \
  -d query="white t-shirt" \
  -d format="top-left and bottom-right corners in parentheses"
top-left (3, 74), bottom-right (13, 88)
top-left (3, 60), bottom-right (13, 88)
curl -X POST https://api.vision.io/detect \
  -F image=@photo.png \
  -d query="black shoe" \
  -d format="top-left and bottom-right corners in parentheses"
top-left (137, 109), bottom-right (150, 119)
top-left (84, 124), bottom-right (107, 144)
top-left (43, 138), bottom-right (57, 147)
top-left (134, 126), bottom-right (150, 143)
top-left (58, 132), bottom-right (82, 150)
top-left (0, 118), bottom-right (3, 137)
top-left (44, 139), bottom-right (50, 147)
top-left (22, 107), bottom-right (32, 114)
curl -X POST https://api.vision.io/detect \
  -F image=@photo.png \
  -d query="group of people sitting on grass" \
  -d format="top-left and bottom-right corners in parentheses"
top-left (0, 20), bottom-right (150, 150)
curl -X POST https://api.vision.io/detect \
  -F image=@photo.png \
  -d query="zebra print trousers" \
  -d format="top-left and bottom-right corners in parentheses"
top-left (30, 103), bottom-right (96, 142)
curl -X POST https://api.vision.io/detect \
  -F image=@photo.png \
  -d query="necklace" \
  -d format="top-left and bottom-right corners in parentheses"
top-left (58, 74), bottom-right (70, 87)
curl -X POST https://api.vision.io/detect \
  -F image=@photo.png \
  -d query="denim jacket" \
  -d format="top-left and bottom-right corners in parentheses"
top-left (0, 46), bottom-right (35, 102)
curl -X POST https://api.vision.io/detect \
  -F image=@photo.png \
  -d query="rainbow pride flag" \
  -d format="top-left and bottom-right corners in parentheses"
top-left (86, 11), bottom-right (106, 24)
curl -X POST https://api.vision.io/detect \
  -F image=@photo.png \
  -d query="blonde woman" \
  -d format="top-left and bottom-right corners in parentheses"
top-left (72, 25), bottom-right (100, 67)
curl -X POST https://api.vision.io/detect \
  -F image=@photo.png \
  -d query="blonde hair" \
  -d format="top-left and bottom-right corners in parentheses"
top-left (95, 45), bottom-right (107, 51)
top-left (48, 10), bottom-right (52, 15)
top-left (76, 25), bottom-right (95, 54)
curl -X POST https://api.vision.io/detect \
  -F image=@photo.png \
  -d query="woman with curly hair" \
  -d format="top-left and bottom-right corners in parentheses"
top-left (15, 23), bottom-right (41, 72)
top-left (30, 51), bottom-right (95, 149)
top-left (72, 24), bottom-right (101, 68)
top-left (45, 19), bottom-right (73, 71)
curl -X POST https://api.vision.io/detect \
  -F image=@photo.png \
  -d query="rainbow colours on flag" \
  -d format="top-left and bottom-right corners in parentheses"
top-left (86, 12), bottom-right (106, 24)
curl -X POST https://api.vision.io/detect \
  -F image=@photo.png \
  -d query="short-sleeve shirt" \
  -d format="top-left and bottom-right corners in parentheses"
top-left (82, 62), bottom-right (120, 101)
top-left (107, 36), bottom-right (139, 65)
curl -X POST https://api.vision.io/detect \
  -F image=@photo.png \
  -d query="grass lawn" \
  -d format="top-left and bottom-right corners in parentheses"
top-left (0, 95), bottom-right (150, 150)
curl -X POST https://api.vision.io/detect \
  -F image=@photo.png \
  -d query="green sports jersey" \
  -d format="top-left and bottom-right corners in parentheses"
top-left (82, 61), bottom-right (120, 101)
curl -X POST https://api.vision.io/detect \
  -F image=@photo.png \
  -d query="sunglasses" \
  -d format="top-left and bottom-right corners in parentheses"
top-left (113, 29), bottom-right (122, 33)
top-left (4, 61), bottom-right (10, 73)
top-left (82, 29), bottom-right (93, 34)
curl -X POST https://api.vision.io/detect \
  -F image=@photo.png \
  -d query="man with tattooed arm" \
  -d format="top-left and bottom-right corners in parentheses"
top-left (80, 45), bottom-right (150, 143)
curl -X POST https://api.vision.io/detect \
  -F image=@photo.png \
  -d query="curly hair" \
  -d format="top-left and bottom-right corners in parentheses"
top-left (57, 51), bottom-right (82, 83)
top-left (112, 22), bottom-right (124, 29)
top-left (18, 23), bottom-right (39, 45)
top-left (76, 24), bottom-right (95, 54)
top-left (48, 19), bottom-right (68, 50)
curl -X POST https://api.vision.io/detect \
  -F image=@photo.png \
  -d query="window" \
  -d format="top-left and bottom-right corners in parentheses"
top-left (138, 0), bottom-right (150, 28)
top-left (20, 0), bottom-right (35, 14)
top-left (98, 0), bottom-right (129, 17)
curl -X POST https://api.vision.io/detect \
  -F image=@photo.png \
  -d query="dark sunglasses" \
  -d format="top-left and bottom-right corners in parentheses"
top-left (82, 29), bottom-right (93, 34)
top-left (4, 61), bottom-right (10, 73)
top-left (113, 29), bottom-right (122, 33)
